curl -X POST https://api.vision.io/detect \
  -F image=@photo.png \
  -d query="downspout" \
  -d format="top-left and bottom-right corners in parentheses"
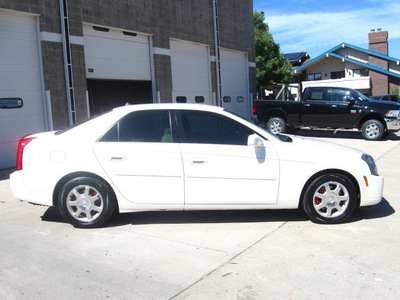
top-left (59, 0), bottom-right (77, 126)
top-left (212, 0), bottom-right (222, 106)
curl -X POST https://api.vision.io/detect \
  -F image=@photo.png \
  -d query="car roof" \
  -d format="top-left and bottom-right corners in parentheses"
top-left (112, 103), bottom-right (226, 114)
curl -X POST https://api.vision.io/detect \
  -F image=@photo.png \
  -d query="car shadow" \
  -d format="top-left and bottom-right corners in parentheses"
top-left (41, 198), bottom-right (395, 227)
top-left (295, 129), bottom-right (400, 141)
top-left (349, 198), bottom-right (395, 223)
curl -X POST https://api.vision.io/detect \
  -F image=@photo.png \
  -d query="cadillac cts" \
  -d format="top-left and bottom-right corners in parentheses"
top-left (10, 104), bottom-right (384, 227)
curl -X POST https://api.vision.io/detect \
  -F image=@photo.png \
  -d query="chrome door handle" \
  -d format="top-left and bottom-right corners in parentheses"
top-left (109, 156), bottom-right (125, 161)
top-left (304, 104), bottom-right (311, 107)
top-left (191, 160), bottom-right (207, 165)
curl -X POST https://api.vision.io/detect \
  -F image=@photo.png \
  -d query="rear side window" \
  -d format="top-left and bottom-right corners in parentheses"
top-left (99, 110), bottom-right (172, 143)
top-left (179, 110), bottom-right (254, 145)
top-left (303, 88), bottom-right (328, 100)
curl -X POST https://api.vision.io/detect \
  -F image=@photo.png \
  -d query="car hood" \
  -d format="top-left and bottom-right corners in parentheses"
top-left (272, 134), bottom-right (363, 166)
top-left (363, 99), bottom-right (400, 109)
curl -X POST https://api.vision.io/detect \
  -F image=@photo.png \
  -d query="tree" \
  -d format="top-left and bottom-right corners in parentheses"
top-left (254, 11), bottom-right (292, 85)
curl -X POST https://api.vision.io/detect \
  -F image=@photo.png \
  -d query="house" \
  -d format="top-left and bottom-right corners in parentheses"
top-left (0, 0), bottom-right (256, 169)
top-left (292, 30), bottom-right (400, 97)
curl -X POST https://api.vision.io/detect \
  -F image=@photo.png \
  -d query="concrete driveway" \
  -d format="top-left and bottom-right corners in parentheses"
top-left (1, 130), bottom-right (399, 300)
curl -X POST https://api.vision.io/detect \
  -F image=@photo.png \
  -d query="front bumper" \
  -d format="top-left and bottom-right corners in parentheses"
top-left (385, 118), bottom-right (400, 131)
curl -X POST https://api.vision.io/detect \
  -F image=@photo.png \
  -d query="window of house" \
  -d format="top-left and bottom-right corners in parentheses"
top-left (307, 73), bottom-right (322, 81)
top-left (179, 111), bottom-right (254, 145)
top-left (354, 69), bottom-right (369, 77)
top-left (99, 110), bottom-right (172, 143)
top-left (331, 71), bottom-right (345, 79)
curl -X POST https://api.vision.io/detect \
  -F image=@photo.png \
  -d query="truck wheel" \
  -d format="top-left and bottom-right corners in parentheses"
top-left (267, 117), bottom-right (286, 134)
top-left (361, 119), bottom-right (384, 140)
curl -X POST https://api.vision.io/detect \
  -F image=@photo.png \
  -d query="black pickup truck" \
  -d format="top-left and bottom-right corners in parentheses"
top-left (253, 86), bottom-right (400, 140)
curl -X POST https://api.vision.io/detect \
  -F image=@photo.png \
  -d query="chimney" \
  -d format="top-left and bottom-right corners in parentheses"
top-left (369, 29), bottom-right (388, 54)
top-left (368, 30), bottom-right (389, 95)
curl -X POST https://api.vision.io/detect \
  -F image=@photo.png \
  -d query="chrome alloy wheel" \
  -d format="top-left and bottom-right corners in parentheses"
top-left (269, 120), bottom-right (283, 134)
top-left (312, 181), bottom-right (350, 218)
top-left (66, 185), bottom-right (104, 223)
top-left (364, 123), bottom-right (380, 139)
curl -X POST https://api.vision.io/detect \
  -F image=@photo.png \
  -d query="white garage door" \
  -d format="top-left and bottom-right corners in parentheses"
top-left (171, 40), bottom-right (212, 105)
top-left (0, 11), bottom-right (47, 169)
top-left (83, 24), bottom-right (151, 80)
top-left (220, 49), bottom-right (250, 119)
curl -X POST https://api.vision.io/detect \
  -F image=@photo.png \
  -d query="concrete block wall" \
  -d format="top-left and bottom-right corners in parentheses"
top-left (0, 0), bottom-right (256, 129)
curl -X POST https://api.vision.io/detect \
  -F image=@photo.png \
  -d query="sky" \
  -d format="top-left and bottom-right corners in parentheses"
top-left (253, 0), bottom-right (400, 59)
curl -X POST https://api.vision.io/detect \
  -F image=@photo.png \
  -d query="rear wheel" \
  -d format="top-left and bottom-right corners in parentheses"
top-left (267, 117), bottom-right (286, 134)
top-left (58, 177), bottom-right (116, 228)
top-left (302, 173), bottom-right (358, 224)
top-left (361, 119), bottom-right (384, 140)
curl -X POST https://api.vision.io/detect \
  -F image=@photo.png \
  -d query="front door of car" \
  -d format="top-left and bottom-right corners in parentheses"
top-left (176, 110), bottom-right (279, 206)
top-left (93, 110), bottom-right (184, 206)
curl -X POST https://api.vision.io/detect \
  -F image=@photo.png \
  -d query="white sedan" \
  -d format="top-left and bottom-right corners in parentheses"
top-left (10, 104), bottom-right (384, 227)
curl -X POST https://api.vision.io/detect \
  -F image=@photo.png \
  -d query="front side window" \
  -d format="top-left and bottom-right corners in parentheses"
top-left (330, 89), bottom-right (350, 102)
top-left (179, 111), bottom-right (254, 145)
top-left (99, 110), bottom-right (172, 143)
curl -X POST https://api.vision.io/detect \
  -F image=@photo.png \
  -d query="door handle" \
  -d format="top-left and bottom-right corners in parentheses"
top-left (191, 160), bottom-right (207, 165)
top-left (304, 104), bottom-right (311, 107)
top-left (331, 105), bottom-right (337, 108)
top-left (109, 156), bottom-right (126, 161)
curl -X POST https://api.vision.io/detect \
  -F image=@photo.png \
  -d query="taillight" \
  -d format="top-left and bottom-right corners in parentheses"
top-left (16, 135), bottom-right (35, 171)
top-left (252, 104), bottom-right (256, 115)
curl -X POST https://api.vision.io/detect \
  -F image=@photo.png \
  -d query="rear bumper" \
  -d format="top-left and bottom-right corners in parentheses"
top-left (10, 171), bottom-right (53, 206)
top-left (385, 118), bottom-right (400, 131)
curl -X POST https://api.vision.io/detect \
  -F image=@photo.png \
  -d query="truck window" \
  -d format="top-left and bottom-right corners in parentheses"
top-left (330, 89), bottom-right (349, 102)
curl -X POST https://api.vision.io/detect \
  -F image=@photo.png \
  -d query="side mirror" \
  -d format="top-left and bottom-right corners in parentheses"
top-left (247, 134), bottom-right (264, 148)
top-left (344, 95), bottom-right (355, 105)
top-left (0, 98), bottom-right (23, 109)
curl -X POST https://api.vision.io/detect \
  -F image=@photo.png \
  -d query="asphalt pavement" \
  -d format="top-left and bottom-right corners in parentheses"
top-left (1, 129), bottom-right (399, 299)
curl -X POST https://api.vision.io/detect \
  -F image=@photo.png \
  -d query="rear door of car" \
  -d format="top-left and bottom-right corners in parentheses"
top-left (93, 110), bottom-right (184, 206)
top-left (176, 110), bottom-right (279, 206)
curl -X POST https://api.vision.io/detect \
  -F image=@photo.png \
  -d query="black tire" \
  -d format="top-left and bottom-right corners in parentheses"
top-left (267, 117), bottom-right (286, 134)
top-left (58, 176), bottom-right (116, 228)
top-left (361, 119), bottom-right (384, 140)
top-left (302, 173), bottom-right (358, 224)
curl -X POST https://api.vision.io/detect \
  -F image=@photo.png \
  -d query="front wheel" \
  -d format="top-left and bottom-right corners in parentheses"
top-left (58, 177), bottom-right (116, 228)
top-left (267, 117), bottom-right (286, 134)
top-left (302, 173), bottom-right (358, 224)
top-left (361, 119), bottom-right (384, 140)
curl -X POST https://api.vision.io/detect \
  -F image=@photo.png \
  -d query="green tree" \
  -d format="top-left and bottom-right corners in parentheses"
top-left (254, 11), bottom-right (292, 85)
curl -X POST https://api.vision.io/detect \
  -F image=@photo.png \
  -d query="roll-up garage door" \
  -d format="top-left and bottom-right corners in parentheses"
top-left (0, 11), bottom-right (47, 169)
top-left (83, 25), bottom-right (153, 115)
top-left (220, 49), bottom-right (250, 119)
top-left (171, 40), bottom-right (212, 105)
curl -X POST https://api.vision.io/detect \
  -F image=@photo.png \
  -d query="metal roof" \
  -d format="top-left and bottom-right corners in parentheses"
top-left (293, 43), bottom-right (400, 78)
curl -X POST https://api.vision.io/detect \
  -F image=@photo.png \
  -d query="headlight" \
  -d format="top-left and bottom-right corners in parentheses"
top-left (386, 110), bottom-right (400, 118)
top-left (362, 154), bottom-right (379, 176)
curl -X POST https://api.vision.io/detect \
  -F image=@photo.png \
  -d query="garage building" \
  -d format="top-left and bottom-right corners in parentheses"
top-left (0, 0), bottom-right (256, 169)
